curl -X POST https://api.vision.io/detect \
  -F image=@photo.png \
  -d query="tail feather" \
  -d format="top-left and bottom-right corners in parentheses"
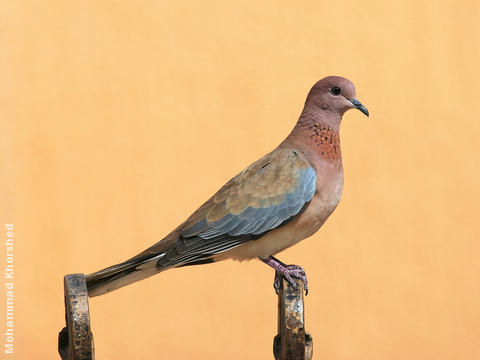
top-left (86, 253), bottom-right (166, 297)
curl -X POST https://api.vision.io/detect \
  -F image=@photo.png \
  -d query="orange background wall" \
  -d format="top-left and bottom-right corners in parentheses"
top-left (1, 1), bottom-right (480, 359)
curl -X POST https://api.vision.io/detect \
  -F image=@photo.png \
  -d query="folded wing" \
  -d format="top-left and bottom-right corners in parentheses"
top-left (157, 148), bottom-right (317, 268)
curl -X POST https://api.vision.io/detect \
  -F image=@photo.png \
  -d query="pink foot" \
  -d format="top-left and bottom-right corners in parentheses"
top-left (261, 256), bottom-right (308, 295)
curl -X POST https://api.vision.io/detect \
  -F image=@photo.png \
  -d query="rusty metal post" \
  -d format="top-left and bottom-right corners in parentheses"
top-left (273, 278), bottom-right (313, 360)
top-left (58, 274), bottom-right (95, 360)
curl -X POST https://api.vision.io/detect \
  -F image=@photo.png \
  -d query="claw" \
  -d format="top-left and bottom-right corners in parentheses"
top-left (273, 272), bottom-right (282, 294)
top-left (261, 256), bottom-right (309, 295)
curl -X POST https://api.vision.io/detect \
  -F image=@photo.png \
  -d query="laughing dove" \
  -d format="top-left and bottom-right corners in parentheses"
top-left (86, 76), bottom-right (368, 297)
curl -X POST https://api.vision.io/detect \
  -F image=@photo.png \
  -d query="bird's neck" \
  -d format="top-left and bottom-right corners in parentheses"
top-left (282, 110), bottom-right (342, 163)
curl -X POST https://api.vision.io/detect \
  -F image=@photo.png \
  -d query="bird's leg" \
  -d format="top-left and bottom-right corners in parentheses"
top-left (260, 256), bottom-right (308, 295)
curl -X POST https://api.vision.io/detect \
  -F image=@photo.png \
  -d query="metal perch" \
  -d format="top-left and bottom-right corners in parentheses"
top-left (58, 273), bottom-right (312, 359)
top-left (273, 277), bottom-right (313, 360)
top-left (58, 274), bottom-right (94, 360)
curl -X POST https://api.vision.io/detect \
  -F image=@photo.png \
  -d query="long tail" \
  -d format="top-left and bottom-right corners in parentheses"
top-left (86, 252), bottom-right (166, 297)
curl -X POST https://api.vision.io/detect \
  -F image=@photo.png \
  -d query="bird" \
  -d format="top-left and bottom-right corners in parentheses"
top-left (86, 76), bottom-right (369, 297)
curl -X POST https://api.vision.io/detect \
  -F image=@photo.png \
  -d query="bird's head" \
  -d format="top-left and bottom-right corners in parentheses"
top-left (306, 76), bottom-right (369, 117)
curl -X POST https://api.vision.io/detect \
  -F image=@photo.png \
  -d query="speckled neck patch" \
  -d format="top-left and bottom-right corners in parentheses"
top-left (307, 124), bottom-right (340, 160)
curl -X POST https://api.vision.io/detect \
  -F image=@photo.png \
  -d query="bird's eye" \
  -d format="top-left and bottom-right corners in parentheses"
top-left (331, 87), bottom-right (341, 96)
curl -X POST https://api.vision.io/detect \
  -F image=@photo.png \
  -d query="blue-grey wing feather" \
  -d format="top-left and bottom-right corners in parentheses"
top-left (186, 167), bottom-right (314, 240)
top-left (159, 165), bottom-right (317, 269)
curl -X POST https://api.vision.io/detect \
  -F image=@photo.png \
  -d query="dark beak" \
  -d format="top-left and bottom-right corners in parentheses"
top-left (350, 98), bottom-right (369, 117)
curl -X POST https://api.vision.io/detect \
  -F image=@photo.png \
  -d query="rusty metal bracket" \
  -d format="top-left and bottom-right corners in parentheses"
top-left (58, 272), bottom-right (312, 359)
top-left (58, 274), bottom-right (95, 360)
top-left (273, 278), bottom-right (313, 360)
